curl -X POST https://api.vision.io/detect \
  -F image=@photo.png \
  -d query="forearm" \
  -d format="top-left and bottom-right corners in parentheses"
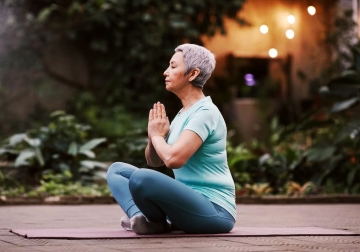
top-left (145, 138), bottom-right (164, 167)
top-left (151, 136), bottom-right (180, 169)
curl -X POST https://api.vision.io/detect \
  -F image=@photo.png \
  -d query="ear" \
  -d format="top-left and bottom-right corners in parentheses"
top-left (188, 68), bottom-right (200, 82)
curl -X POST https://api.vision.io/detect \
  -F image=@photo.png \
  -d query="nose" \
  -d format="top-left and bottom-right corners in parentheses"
top-left (163, 67), bottom-right (169, 76)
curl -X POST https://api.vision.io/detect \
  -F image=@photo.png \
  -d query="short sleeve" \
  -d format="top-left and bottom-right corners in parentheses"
top-left (184, 107), bottom-right (218, 142)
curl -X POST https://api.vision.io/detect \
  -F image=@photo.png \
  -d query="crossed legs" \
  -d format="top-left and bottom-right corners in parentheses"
top-left (106, 162), bottom-right (235, 234)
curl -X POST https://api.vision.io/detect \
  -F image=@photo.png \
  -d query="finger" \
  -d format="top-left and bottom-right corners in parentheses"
top-left (153, 103), bottom-right (157, 118)
top-left (149, 109), bottom-right (154, 120)
top-left (161, 104), bottom-right (166, 119)
top-left (156, 102), bottom-right (162, 118)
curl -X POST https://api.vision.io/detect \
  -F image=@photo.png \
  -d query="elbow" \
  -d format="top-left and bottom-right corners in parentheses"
top-left (164, 156), bottom-right (186, 169)
top-left (146, 158), bottom-right (163, 168)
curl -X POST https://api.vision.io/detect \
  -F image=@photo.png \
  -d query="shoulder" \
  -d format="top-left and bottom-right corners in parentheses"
top-left (192, 99), bottom-right (221, 119)
top-left (194, 97), bottom-right (220, 112)
top-left (187, 99), bottom-right (222, 128)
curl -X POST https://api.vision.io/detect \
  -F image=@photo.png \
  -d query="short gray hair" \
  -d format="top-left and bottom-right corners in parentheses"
top-left (175, 44), bottom-right (216, 88)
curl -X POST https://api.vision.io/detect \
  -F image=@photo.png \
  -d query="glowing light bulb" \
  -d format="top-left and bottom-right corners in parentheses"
top-left (260, 25), bottom-right (269, 34)
top-left (286, 29), bottom-right (295, 39)
top-left (287, 15), bottom-right (295, 24)
top-left (308, 6), bottom-right (316, 15)
top-left (269, 48), bottom-right (278, 58)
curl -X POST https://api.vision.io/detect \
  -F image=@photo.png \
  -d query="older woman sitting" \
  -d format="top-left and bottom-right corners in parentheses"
top-left (107, 44), bottom-right (236, 234)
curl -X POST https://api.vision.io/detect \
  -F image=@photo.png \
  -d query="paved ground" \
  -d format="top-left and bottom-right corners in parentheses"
top-left (0, 204), bottom-right (359, 251)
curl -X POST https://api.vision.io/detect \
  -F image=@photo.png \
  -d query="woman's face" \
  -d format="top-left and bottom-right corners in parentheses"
top-left (163, 51), bottom-right (189, 92)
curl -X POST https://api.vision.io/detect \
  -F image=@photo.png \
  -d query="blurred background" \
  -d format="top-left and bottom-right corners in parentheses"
top-left (0, 0), bottom-right (359, 198)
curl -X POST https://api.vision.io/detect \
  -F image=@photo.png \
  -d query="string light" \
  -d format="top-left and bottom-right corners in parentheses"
top-left (286, 29), bottom-right (295, 39)
top-left (308, 6), bottom-right (316, 15)
top-left (287, 15), bottom-right (295, 24)
top-left (260, 25), bottom-right (269, 34)
top-left (269, 48), bottom-right (278, 58)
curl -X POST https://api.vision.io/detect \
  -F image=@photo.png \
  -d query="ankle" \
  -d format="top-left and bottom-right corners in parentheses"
top-left (130, 215), bottom-right (170, 235)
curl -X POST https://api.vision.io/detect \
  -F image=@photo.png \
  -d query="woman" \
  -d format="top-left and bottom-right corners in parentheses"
top-left (107, 44), bottom-right (236, 234)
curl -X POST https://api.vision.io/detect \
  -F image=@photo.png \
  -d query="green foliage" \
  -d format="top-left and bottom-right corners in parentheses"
top-left (0, 171), bottom-right (111, 197)
top-left (227, 106), bottom-right (360, 195)
top-left (244, 183), bottom-right (272, 197)
top-left (3, 0), bottom-right (247, 121)
top-left (95, 129), bottom-right (150, 172)
top-left (0, 169), bottom-right (25, 193)
top-left (0, 111), bottom-right (107, 184)
top-left (285, 181), bottom-right (317, 196)
top-left (306, 40), bottom-right (360, 193)
top-left (74, 92), bottom-right (148, 138)
top-left (227, 118), bottom-right (305, 194)
top-left (31, 171), bottom-right (111, 197)
top-left (226, 136), bottom-right (257, 188)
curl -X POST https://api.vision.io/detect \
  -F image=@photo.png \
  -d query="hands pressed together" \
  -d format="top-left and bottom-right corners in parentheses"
top-left (148, 102), bottom-right (170, 139)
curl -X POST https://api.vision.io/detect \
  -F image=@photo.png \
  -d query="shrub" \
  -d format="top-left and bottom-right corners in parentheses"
top-left (0, 111), bottom-right (107, 185)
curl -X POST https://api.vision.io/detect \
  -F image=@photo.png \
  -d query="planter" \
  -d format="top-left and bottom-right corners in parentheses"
top-left (236, 195), bottom-right (360, 204)
top-left (1, 194), bottom-right (360, 206)
top-left (0, 195), bottom-right (116, 206)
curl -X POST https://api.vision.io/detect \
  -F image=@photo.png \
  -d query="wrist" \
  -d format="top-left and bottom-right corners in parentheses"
top-left (151, 135), bottom-right (165, 142)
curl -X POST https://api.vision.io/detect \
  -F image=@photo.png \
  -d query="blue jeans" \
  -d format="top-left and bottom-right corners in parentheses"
top-left (106, 162), bottom-right (235, 234)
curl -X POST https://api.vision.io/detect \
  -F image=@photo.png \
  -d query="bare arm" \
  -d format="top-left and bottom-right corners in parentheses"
top-left (147, 102), bottom-right (203, 169)
top-left (151, 130), bottom-right (202, 169)
top-left (145, 137), bottom-right (164, 167)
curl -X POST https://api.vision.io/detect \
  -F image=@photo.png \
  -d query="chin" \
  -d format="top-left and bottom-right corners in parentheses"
top-left (165, 84), bottom-right (172, 91)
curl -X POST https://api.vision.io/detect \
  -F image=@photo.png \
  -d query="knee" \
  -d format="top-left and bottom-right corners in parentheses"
top-left (129, 169), bottom-right (154, 194)
top-left (106, 162), bottom-right (125, 182)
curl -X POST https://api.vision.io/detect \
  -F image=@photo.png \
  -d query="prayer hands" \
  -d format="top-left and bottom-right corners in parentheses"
top-left (148, 102), bottom-right (170, 139)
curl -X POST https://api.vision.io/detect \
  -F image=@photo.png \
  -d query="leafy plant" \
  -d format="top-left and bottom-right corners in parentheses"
top-left (227, 117), bottom-right (306, 193)
top-left (0, 111), bottom-right (107, 184)
top-left (3, 0), bottom-right (248, 122)
top-left (0, 169), bottom-right (24, 193)
top-left (244, 183), bottom-right (272, 197)
top-left (258, 147), bottom-right (303, 193)
top-left (227, 109), bottom-right (359, 195)
top-left (101, 132), bottom-right (148, 169)
top-left (285, 181), bottom-right (317, 196)
top-left (31, 171), bottom-right (111, 197)
top-left (303, 40), bottom-right (360, 193)
top-left (226, 137), bottom-right (257, 188)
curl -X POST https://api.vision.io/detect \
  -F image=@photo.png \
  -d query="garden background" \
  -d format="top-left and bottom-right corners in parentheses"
top-left (0, 0), bottom-right (359, 200)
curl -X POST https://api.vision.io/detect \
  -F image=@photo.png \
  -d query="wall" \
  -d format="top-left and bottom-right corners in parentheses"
top-left (203, 0), bottom-right (336, 104)
top-left (202, 0), bottom-right (337, 141)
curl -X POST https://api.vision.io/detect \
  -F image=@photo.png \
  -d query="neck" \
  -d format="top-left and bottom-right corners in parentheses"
top-left (177, 85), bottom-right (205, 112)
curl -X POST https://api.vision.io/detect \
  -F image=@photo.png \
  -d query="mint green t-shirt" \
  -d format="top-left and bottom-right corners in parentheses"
top-left (166, 96), bottom-right (237, 220)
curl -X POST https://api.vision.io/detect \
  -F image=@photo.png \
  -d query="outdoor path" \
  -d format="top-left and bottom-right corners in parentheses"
top-left (0, 204), bottom-right (359, 251)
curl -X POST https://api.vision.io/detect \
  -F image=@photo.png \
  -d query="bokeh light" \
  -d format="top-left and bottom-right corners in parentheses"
top-left (286, 29), bottom-right (295, 39)
top-left (260, 25), bottom-right (269, 34)
top-left (308, 6), bottom-right (316, 15)
top-left (269, 48), bottom-right (278, 58)
top-left (287, 15), bottom-right (295, 24)
top-left (244, 73), bottom-right (256, 86)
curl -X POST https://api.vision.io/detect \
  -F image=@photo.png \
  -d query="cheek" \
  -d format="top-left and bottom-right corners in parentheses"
top-left (173, 71), bottom-right (184, 78)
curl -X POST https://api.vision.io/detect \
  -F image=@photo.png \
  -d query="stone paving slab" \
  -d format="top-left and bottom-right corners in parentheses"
top-left (0, 204), bottom-right (359, 252)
